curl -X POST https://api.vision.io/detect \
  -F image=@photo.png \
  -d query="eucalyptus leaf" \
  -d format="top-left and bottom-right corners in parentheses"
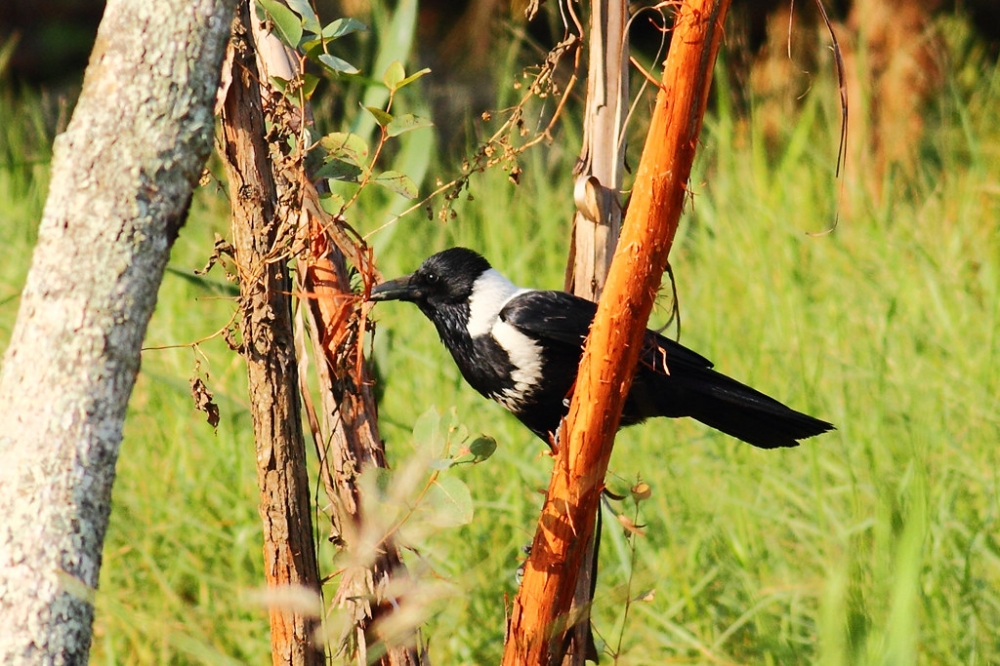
top-left (358, 466), bottom-right (393, 501)
top-left (323, 17), bottom-right (367, 40)
top-left (450, 421), bottom-right (469, 446)
top-left (320, 132), bottom-right (369, 166)
top-left (372, 171), bottom-right (418, 199)
top-left (257, 0), bottom-right (303, 48)
top-left (300, 36), bottom-right (322, 57)
top-left (318, 193), bottom-right (346, 215)
top-left (412, 406), bottom-right (441, 452)
top-left (394, 67), bottom-right (432, 90)
top-left (428, 458), bottom-right (455, 471)
top-left (299, 73), bottom-right (320, 100)
top-left (425, 476), bottom-right (473, 527)
top-left (386, 113), bottom-right (434, 138)
top-left (314, 159), bottom-right (362, 183)
top-left (284, 0), bottom-right (321, 34)
top-left (468, 436), bottom-right (497, 462)
top-left (364, 106), bottom-right (394, 128)
top-left (382, 60), bottom-right (406, 91)
top-left (318, 53), bottom-right (360, 76)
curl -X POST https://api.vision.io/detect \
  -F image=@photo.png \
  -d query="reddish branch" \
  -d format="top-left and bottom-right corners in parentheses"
top-left (294, 186), bottom-right (423, 665)
top-left (502, 1), bottom-right (732, 663)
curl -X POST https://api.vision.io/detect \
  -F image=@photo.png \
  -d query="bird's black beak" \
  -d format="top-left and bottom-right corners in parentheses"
top-left (368, 274), bottom-right (419, 302)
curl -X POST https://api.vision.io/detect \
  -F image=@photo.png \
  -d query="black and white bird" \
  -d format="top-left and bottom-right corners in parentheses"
top-left (369, 247), bottom-right (833, 449)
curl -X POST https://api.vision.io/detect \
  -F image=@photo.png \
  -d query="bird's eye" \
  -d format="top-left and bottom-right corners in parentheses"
top-left (424, 272), bottom-right (438, 284)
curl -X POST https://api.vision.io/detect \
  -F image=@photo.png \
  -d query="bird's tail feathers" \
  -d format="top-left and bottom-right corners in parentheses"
top-left (649, 370), bottom-right (833, 449)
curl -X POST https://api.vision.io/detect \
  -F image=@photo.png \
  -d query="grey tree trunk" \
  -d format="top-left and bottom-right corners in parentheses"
top-left (0, 0), bottom-right (234, 662)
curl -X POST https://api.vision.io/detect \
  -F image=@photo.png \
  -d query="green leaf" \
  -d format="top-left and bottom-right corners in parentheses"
top-left (317, 53), bottom-right (359, 76)
top-left (257, 0), bottom-right (303, 48)
top-left (382, 61), bottom-right (406, 91)
top-left (322, 17), bottom-right (367, 40)
top-left (319, 132), bottom-right (369, 166)
top-left (364, 106), bottom-right (394, 128)
top-left (372, 171), bottom-right (418, 199)
top-left (317, 192), bottom-right (345, 215)
top-left (299, 73), bottom-right (320, 100)
top-left (300, 36), bottom-right (322, 55)
top-left (412, 406), bottom-right (441, 452)
top-left (386, 113), bottom-right (434, 138)
top-left (394, 67), bottom-right (432, 90)
top-left (468, 436), bottom-right (497, 462)
top-left (449, 420), bottom-right (469, 447)
top-left (359, 466), bottom-right (394, 501)
top-left (269, 76), bottom-right (290, 94)
top-left (428, 458), bottom-right (454, 471)
top-left (269, 74), bottom-right (320, 101)
top-left (315, 159), bottom-right (362, 183)
top-left (425, 476), bottom-right (473, 527)
top-left (284, 0), bottom-right (321, 35)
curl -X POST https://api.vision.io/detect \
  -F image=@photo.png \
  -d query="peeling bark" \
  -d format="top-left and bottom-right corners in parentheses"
top-left (0, 0), bottom-right (234, 662)
top-left (567, 0), bottom-right (629, 302)
top-left (293, 189), bottom-right (424, 665)
top-left (218, 5), bottom-right (323, 665)
top-left (220, 4), bottom-right (424, 663)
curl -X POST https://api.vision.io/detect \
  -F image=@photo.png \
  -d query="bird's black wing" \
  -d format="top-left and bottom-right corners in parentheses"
top-left (499, 290), bottom-right (595, 348)
top-left (499, 290), bottom-right (714, 372)
top-left (500, 290), bottom-right (831, 448)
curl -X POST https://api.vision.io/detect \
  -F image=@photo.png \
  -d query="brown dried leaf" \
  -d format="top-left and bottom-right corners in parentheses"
top-left (631, 481), bottom-right (652, 502)
top-left (195, 233), bottom-right (236, 276)
top-left (190, 376), bottom-right (221, 430)
top-left (616, 512), bottom-right (645, 537)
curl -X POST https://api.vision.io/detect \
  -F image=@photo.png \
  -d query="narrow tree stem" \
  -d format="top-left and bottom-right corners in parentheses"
top-left (219, 5), bottom-right (323, 664)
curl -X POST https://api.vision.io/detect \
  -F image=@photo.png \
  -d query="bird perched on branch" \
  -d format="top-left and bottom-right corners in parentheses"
top-left (368, 247), bottom-right (833, 449)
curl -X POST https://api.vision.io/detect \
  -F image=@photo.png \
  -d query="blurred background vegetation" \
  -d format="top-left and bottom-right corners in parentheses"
top-left (2, 1), bottom-right (999, 664)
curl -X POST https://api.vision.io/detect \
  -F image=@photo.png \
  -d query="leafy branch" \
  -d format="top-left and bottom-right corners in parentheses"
top-left (256, 0), bottom-right (433, 218)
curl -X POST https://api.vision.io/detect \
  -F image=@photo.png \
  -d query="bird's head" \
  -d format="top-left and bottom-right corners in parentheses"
top-left (369, 247), bottom-right (492, 317)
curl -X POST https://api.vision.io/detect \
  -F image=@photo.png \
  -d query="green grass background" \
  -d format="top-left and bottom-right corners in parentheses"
top-left (2, 15), bottom-right (1000, 665)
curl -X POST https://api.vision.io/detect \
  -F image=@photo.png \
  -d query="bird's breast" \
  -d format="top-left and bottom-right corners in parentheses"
top-left (488, 322), bottom-right (544, 410)
top-left (443, 323), bottom-right (545, 414)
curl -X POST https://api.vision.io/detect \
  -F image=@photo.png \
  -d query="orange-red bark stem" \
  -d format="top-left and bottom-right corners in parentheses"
top-left (501, 2), bottom-right (732, 663)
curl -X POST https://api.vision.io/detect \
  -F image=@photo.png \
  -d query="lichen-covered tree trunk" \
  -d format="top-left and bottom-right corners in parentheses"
top-left (218, 5), bottom-right (324, 665)
top-left (0, 0), bottom-right (234, 662)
